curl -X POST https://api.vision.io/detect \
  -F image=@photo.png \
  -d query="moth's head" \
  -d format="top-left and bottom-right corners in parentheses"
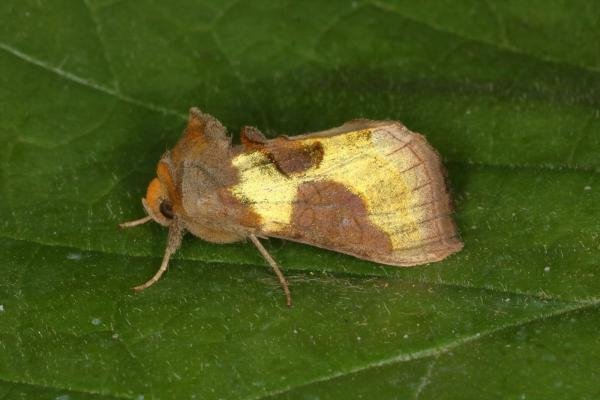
top-left (142, 161), bottom-right (177, 227)
top-left (122, 107), bottom-right (226, 230)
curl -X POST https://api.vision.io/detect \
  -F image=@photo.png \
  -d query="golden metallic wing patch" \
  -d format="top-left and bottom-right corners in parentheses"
top-left (230, 120), bottom-right (462, 266)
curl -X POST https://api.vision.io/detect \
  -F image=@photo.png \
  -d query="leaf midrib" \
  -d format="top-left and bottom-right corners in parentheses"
top-left (1, 233), bottom-right (593, 305)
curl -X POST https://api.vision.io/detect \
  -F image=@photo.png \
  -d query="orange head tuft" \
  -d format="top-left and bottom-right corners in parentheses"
top-left (142, 161), bottom-right (177, 226)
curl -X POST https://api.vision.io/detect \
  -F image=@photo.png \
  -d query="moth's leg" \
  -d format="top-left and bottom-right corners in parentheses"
top-left (133, 222), bottom-right (183, 292)
top-left (132, 244), bottom-right (175, 292)
top-left (249, 234), bottom-right (292, 307)
top-left (119, 215), bottom-right (152, 228)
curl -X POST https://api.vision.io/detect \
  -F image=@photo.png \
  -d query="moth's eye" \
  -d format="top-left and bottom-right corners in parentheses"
top-left (159, 200), bottom-right (174, 219)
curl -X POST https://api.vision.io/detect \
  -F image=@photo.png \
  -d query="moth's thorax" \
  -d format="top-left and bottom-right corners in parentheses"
top-left (156, 111), bottom-right (261, 243)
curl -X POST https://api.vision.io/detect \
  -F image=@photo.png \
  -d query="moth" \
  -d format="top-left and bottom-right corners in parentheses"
top-left (121, 108), bottom-right (463, 306)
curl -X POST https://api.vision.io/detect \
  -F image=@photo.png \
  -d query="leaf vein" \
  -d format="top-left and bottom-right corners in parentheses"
top-left (0, 42), bottom-right (185, 120)
top-left (81, 0), bottom-right (121, 91)
top-left (249, 300), bottom-right (600, 400)
top-left (0, 377), bottom-right (132, 400)
top-left (368, 0), bottom-right (600, 75)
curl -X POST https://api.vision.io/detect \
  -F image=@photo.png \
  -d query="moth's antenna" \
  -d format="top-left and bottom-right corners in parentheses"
top-left (119, 215), bottom-right (152, 228)
top-left (132, 221), bottom-right (184, 292)
top-left (249, 234), bottom-right (292, 307)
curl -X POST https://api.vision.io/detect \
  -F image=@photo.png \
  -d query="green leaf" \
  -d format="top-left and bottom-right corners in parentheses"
top-left (1, 1), bottom-right (599, 399)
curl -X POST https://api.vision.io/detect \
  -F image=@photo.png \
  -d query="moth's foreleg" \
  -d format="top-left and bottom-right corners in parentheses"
top-left (132, 246), bottom-right (174, 292)
top-left (133, 221), bottom-right (184, 292)
top-left (249, 234), bottom-right (292, 307)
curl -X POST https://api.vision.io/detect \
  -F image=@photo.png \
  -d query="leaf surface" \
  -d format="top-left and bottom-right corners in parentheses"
top-left (1, 1), bottom-right (599, 399)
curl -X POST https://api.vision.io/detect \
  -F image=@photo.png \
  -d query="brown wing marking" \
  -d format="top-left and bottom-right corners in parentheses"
top-left (240, 129), bottom-right (325, 176)
top-left (281, 180), bottom-right (393, 258)
top-left (267, 139), bottom-right (324, 175)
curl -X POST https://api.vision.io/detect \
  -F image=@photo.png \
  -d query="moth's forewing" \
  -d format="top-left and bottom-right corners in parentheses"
top-left (229, 120), bottom-right (462, 266)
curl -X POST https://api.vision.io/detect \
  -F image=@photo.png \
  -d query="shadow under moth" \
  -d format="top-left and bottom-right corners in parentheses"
top-left (121, 108), bottom-right (463, 306)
